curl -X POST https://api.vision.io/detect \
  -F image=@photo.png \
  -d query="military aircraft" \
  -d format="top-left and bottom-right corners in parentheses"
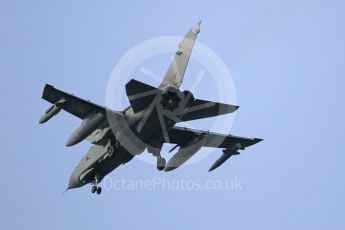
top-left (39, 22), bottom-right (262, 194)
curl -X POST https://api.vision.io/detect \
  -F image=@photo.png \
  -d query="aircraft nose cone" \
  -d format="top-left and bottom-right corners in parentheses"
top-left (67, 175), bottom-right (80, 189)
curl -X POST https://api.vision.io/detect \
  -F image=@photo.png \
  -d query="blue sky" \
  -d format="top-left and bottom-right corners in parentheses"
top-left (1, 0), bottom-right (345, 229)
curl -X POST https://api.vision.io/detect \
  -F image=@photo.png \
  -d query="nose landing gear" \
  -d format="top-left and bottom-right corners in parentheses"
top-left (147, 146), bottom-right (166, 171)
top-left (157, 157), bottom-right (166, 171)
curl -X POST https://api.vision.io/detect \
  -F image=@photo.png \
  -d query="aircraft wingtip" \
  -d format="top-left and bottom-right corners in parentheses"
top-left (254, 138), bottom-right (264, 143)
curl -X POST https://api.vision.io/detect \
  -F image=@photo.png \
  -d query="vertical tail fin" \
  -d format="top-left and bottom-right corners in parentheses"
top-left (125, 79), bottom-right (162, 113)
top-left (159, 21), bottom-right (201, 89)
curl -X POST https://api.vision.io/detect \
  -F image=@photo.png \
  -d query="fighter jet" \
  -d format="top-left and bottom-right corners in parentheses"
top-left (39, 22), bottom-right (262, 194)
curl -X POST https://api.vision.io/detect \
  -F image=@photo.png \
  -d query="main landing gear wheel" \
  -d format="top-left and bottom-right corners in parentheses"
top-left (91, 185), bottom-right (102, 194)
top-left (157, 157), bottom-right (166, 171)
top-left (91, 185), bottom-right (97, 193)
